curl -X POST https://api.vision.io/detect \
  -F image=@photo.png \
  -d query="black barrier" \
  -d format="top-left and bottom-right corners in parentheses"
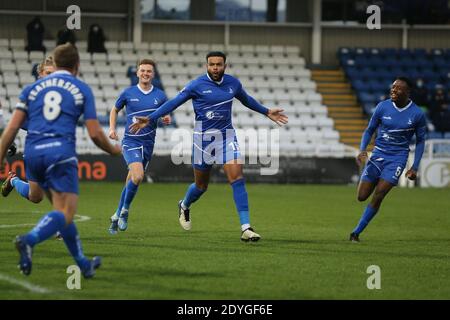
top-left (2, 154), bottom-right (359, 184)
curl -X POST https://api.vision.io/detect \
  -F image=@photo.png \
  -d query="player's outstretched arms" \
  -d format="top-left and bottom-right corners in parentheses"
top-left (267, 108), bottom-right (288, 126)
top-left (85, 119), bottom-right (122, 155)
top-left (405, 169), bottom-right (417, 180)
top-left (129, 116), bottom-right (150, 134)
top-left (0, 109), bottom-right (26, 169)
top-left (356, 151), bottom-right (368, 167)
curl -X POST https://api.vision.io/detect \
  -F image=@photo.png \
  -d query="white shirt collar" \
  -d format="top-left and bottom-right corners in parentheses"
top-left (206, 73), bottom-right (224, 85)
top-left (392, 100), bottom-right (412, 112)
top-left (52, 70), bottom-right (72, 76)
top-left (137, 84), bottom-right (154, 95)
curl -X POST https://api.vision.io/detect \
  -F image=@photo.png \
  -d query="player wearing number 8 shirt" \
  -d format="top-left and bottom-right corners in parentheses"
top-left (350, 77), bottom-right (427, 242)
top-left (0, 43), bottom-right (121, 277)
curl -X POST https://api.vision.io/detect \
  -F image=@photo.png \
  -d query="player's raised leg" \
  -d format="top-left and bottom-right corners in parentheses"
top-left (117, 162), bottom-right (144, 231)
top-left (109, 171), bottom-right (130, 234)
top-left (179, 168), bottom-right (209, 230)
top-left (2, 171), bottom-right (45, 204)
top-left (223, 160), bottom-right (260, 242)
top-left (351, 179), bottom-right (393, 242)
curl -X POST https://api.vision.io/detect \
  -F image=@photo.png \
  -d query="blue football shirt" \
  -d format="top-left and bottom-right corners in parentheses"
top-left (16, 70), bottom-right (97, 157)
top-left (150, 73), bottom-right (269, 133)
top-left (115, 85), bottom-right (167, 145)
top-left (364, 99), bottom-right (427, 156)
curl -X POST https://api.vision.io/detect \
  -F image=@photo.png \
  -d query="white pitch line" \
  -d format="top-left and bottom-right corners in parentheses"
top-left (0, 214), bottom-right (91, 229)
top-left (0, 273), bottom-right (51, 294)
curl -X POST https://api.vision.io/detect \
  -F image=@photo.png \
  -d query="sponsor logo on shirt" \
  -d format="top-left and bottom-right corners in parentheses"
top-left (130, 98), bottom-right (139, 102)
top-left (383, 116), bottom-right (392, 120)
top-left (205, 111), bottom-right (223, 120)
top-left (202, 90), bottom-right (212, 94)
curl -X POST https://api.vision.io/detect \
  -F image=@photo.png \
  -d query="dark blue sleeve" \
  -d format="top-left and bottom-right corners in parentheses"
top-left (115, 89), bottom-right (127, 111)
top-left (360, 103), bottom-right (382, 150)
top-left (412, 113), bottom-right (427, 171)
top-left (149, 87), bottom-right (193, 121)
top-left (235, 83), bottom-right (269, 116)
top-left (83, 86), bottom-right (97, 120)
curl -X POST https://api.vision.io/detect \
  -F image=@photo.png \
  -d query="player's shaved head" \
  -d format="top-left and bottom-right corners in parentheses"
top-left (53, 43), bottom-right (79, 72)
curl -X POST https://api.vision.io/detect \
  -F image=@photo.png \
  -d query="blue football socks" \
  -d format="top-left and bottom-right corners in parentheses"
top-left (123, 180), bottom-right (139, 211)
top-left (182, 183), bottom-right (206, 209)
top-left (25, 211), bottom-right (66, 247)
top-left (60, 222), bottom-right (90, 270)
top-left (11, 177), bottom-right (30, 199)
top-left (231, 179), bottom-right (250, 230)
top-left (352, 204), bottom-right (379, 235)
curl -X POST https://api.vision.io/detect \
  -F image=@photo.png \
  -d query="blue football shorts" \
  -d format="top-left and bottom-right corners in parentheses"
top-left (25, 153), bottom-right (79, 194)
top-left (192, 129), bottom-right (242, 171)
top-left (122, 140), bottom-right (154, 170)
top-left (361, 151), bottom-right (408, 186)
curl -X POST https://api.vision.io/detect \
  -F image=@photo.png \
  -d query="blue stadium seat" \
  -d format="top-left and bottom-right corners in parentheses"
top-left (406, 68), bottom-right (421, 80)
top-left (398, 57), bottom-right (416, 69)
top-left (432, 56), bottom-right (448, 69)
top-left (412, 48), bottom-right (427, 59)
top-left (340, 47), bottom-right (450, 118)
top-left (381, 48), bottom-right (397, 58)
top-left (354, 47), bottom-right (368, 56)
top-left (352, 79), bottom-right (365, 91)
top-left (398, 48), bottom-right (414, 59)
top-left (366, 56), bottom-right (385, 68)
top-left (346, 67), bottom-right (361, 81)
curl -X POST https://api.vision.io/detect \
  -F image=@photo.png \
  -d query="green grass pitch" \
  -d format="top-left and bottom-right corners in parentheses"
top-left (0, 182), bottom-right (449, 299)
